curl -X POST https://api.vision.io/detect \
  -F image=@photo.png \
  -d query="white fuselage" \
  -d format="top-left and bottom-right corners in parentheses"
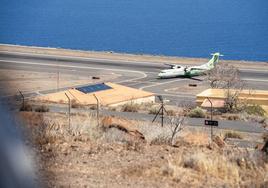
top-left (157, 53), bottom-right (221, 79)
top-left (158, 67), bottom-right (185, 78)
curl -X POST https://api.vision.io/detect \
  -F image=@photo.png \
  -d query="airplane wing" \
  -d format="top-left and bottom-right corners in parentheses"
top-left (164, 63), bottom-right (182, 69)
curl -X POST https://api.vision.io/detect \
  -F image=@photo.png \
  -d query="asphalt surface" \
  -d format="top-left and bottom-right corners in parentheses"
top-left (0, 50), bottom-right (267, 134)
top-left (1, 51), bottom-right (268, 104)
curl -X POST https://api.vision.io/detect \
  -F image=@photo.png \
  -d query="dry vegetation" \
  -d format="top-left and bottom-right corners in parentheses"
top-left (19, 111), bottom-right (268, 187)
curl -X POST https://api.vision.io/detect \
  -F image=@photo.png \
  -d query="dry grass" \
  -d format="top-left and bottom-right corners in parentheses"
top-left (35, 105), bottom-right (49, 112)
top-left (20, 103), bottom-right (33, 112)
top-left (224, 130), bottom-right (243, 140)
top-left (148, 107), bottom-right (159, 115)
top-left (167, 150), bottom-right (240, 186)
top-left (19, 111), bottom-right (268, 187)
top-left (121, 103), bottom-right (140, 112)
top-left (166, 109), bottom-right (177, 116)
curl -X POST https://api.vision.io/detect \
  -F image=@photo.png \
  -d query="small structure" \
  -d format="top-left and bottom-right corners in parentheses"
top-left (201, 98), bottom-right (225, 109)
top-left (36, 82), bottom-right (155, 106)
top-left (196, 88), bottom-right (268, 113)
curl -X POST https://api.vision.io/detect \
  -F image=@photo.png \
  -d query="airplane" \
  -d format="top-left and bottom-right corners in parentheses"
top-left (158, 52), bottom-right (223, 79)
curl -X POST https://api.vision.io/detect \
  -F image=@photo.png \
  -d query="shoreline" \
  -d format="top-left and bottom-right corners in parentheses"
top-left (0, 43), bottom-right (267, 70)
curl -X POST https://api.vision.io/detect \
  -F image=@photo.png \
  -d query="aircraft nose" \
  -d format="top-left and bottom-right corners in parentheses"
top-left (158, 73), bottom-right (164, 78)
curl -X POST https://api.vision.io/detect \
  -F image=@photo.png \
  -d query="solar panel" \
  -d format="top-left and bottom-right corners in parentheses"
top-left (76, 83), bottom-right (112, 94)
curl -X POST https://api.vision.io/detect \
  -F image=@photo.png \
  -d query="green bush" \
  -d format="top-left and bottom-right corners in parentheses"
top-left (244, 104), bottom-right (266, 117)
top-left (35, 105), bottom-right (49, 112)
top-left (188, 107), bottom-right (205, 118)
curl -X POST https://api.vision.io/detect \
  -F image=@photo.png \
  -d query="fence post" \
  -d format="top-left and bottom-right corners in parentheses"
top-left (65, 93), bottom-right (71, 130)
top-left (93, 94), bottom-right (100, 126)
top-left (207, 97), bottom-right (213, 141)
top-left (18, 90), bottom-right (24, 109)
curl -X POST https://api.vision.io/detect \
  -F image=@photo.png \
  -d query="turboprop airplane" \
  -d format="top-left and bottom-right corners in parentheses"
top-left (158, 53), bottom-right (223, 79)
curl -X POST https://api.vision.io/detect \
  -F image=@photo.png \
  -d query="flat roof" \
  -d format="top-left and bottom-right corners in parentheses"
top-left (36, 82), bottom-right (155, 106)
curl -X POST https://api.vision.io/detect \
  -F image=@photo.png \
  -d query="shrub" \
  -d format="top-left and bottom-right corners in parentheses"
top-left (227, 114), bottom-right (240, 121)
top-left (90, 105), bottom-right (97, 110)
top-left (71, 99), bottom-right (82, 108)
top-left (109, 107), bottom-right (117, 111)
top-left (166, 109), bottom-right (176, 116)
top-left (35, 105), bottom-right (49, 112)
top-left (20, 103), bottom-right (33, 111)
top-left (224, 131), bottom-right (243, 140)
top-left (150, 134), bottom-right (170, 145)
top-left (121, 103), bottom-right (140, 112)
top-left (188, 107), bottom-right (205, 118)
top-left (148, 107), bottom-right (159, 114)
top-left (244, 104), bottom-right (266, 117)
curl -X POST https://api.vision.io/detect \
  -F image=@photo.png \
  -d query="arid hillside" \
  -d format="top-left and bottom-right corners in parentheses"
top-left (20, 111), bottom-right (268, 187)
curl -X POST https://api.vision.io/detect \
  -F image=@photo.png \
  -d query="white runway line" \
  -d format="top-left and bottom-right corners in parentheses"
top-left (0, 59), bottom-right (148, 84)
top-left (0, 50), bottom-right (163, 67)
top-left (139, 79), bottom-right (185, 90)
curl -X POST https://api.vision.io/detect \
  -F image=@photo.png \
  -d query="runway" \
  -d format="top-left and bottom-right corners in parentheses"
top-left (0, 50), bottom-right (268, 104)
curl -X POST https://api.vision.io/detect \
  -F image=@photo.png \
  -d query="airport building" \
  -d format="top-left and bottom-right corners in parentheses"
top-left (36, 82), bottom-right (155, 106)
top-left (196, 88), bottom-right (268, 113)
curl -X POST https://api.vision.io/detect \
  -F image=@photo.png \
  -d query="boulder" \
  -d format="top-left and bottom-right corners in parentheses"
top-left (101, 116), bottom-right (145, 141)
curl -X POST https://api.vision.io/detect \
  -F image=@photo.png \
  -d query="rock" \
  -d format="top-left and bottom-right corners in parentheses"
top-left (101, 116), bottom-right (145, 141)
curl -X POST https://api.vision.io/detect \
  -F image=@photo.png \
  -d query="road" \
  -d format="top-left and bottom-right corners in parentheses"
top-left (0, 50), bottom-right (268, 105)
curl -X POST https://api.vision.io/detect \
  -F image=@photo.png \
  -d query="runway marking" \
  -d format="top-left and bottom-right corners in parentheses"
top-left (0, 59), bottom-right (148, 83)
top-left (139, 79), bottom-right (185, 90)
top-left (157, 93), bottom-right (195, 98)
top-left (0, 50), bottom-right (163, 68)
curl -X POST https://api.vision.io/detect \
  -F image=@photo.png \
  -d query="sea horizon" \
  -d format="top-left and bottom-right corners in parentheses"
top-left (1, 0), bottom-right (267, 61)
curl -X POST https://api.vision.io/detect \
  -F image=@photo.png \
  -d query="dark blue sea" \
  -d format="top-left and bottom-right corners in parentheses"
top-left (0, 0), bottom-right (268, 61)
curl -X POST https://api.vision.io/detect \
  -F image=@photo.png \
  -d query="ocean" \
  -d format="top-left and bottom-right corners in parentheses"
top-left (0, 0), bottom-right (268, 61)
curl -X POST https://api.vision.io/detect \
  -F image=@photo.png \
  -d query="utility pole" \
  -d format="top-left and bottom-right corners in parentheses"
top-left (93, 94), bottom-right (100, 126)
top-left (65, 93), bottom-right (71, 130)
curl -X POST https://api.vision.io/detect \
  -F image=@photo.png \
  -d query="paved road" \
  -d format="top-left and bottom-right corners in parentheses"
top-left (25, 103), bottom-right (265, 134)
top-left (1, 51), bottom-right (268, 105)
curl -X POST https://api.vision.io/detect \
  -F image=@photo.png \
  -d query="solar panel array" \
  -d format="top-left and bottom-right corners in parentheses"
top-left (76, 83), bottom-right (112, 94)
